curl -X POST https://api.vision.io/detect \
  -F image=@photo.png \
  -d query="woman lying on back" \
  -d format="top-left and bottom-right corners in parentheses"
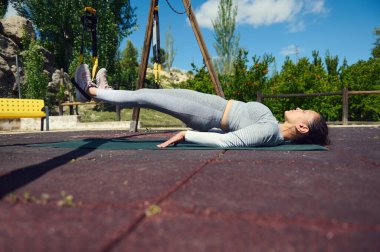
top-left (74, 64), bottom-right (329, 148)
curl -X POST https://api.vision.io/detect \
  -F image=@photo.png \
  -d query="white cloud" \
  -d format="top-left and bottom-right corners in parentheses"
top-left (288, 20), bottom-right (305, 33)
top-left (280, 44), bottom-right (302, 56)
top-left (238, 0), bottom-right (301, 27)
top-left (305, 0), bottom-right (326, 13)
top-left (195, 0), bottom-right (327, 32)
top-left (194, 0), bottom-right (220, 29)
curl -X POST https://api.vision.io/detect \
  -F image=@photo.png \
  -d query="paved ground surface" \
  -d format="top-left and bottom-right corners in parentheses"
top-left (0, 127), bottom-right (379, 252)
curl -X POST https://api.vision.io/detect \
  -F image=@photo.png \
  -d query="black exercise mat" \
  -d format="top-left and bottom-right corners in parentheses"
top-left (27, 138), bottom-right (328, 151)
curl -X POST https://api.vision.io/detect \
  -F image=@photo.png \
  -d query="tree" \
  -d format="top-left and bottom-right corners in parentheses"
top-left (165, 25), bottom-right (176, 71)
top-left (265, 51), bottom-right (343, 121)
top-left (341, 58), bottom-right (380, 121)
top-left (10, 0), bottom-right (137, 73)
top-left (0, 0), bottom-right (8, 18)
top-left (212, 0), bottom-right (240, 74)
top-left (372, 26), bottom-right (380, 59)
top-left (185, 63), bottom-right (214, 94)
top-left (223, 49), bottom-right (274, 102)
top-left (21, 39), bottom-right (49, 100)
top-left (150, 48), bottom-right (167, 67)
top-left (325, 50), bottom-right (339, 77)
top-left (114, 39), bottom-right (139, 90)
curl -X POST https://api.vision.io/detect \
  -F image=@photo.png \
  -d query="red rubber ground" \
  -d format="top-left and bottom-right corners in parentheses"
top-left (0, 127), bottom-right (379, 251)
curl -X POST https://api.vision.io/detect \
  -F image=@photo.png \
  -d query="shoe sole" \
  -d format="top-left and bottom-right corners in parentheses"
top-left (74, 66), bottom-right (91, 102)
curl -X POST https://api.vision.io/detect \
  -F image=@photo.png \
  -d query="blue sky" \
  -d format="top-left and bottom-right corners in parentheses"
top-left (123, 0), bottom-right (380, 71)
top-left (5, 1), bottom-right (380, 71)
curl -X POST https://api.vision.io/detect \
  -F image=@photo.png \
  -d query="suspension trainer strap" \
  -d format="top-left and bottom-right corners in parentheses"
top-left (152, 0), bottom-right (161, 84)
top-left (80, 7), bottom-right (98, 80)
top-left (164, 0), bottom-right (187, 15)
top-left (71, 78), bottom-right (92, 101)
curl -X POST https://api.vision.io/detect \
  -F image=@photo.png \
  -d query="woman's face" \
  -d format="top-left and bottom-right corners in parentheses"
top-left (284, 108), bottom-right (319, 125)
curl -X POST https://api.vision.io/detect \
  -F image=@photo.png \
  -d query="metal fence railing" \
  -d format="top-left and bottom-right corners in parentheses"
top-left (256, 88), bottom-right (380, 125)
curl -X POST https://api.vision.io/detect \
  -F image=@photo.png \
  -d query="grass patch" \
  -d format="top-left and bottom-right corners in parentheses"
top-left (62, 103), bottom-right (185, 128)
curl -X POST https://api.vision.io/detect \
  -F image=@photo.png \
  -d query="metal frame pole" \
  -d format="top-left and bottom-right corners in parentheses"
top-left (130, 0), bottom-right (156, 132)
top-left (131, 0), bottom-right (225, 132)
top-left (182, 0), bottom-right (224, 98)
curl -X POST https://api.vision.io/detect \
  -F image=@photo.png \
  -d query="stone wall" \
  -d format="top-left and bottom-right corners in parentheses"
top-left (0, 116), bottom-right (137, 131)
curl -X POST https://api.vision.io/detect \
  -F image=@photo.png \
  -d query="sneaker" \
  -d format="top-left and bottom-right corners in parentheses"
top-left (96, 68), bottom-right (113, 90)
top-left (74, 64), bottom-right (96, 102)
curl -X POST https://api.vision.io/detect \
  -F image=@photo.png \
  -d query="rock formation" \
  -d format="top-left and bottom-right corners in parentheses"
top-left (0, 16), bottom-right (31, 96)
top-left (0, 15), bottom-right (68, 102)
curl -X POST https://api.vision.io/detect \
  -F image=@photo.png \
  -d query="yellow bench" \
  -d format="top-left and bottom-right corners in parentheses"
top-left (0, 98), bottom-right (49, 131)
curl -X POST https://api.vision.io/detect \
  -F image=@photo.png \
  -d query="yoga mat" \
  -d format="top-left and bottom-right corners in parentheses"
top-left (27, 138), bottom-right (328, 151)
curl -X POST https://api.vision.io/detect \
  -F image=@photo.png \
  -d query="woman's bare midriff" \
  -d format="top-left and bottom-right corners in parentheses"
top-left (220, 100), bottom-right (234, 132)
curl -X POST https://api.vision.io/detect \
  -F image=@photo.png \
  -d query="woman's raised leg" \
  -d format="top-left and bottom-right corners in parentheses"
top-left (93, 88), bottom-right (227, 131)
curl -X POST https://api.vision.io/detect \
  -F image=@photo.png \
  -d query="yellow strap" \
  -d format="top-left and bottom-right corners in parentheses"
top-left (92, 57), bottom-right (99, 81)
top-left (153, 63), bottom-right (161, 84)
top-left (84, 7), bottom-right (96, 14)
top-left (79, 54), bottom-right (84, 65)
top-left (153, 63), bottom-right (158, 83)
top-left (157, 64), bottom-right (161, 84)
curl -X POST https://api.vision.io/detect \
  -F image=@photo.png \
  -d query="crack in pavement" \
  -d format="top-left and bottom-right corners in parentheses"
top-left (98, 150), bottom-right (227, 252)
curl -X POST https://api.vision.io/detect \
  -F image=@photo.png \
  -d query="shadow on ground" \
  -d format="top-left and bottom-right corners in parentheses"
top-left (0, 127), bottom-right (379, 251)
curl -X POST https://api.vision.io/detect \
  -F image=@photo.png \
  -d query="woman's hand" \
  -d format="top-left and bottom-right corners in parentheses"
top-left (157, 131), bottom-right (187, 148)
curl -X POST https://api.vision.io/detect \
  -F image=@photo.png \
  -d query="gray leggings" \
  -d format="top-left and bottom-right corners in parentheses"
top-left (96, 88), bottom-right (227, 131)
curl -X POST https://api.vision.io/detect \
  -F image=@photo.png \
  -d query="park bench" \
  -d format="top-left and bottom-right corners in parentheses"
top-left (59, 101), bottom-right (97, 115)
top-left (59, 101), bottom-right (124, 122)
top-left (0, 98), bottom-right (49, 131)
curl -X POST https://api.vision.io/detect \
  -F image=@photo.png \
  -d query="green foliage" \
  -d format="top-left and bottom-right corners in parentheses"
top-left (187, 48), bottom-right (379, 122)
top-left (20, 23), bottom-right (33, 50)
top-left (0, 0), bottom-right (8, 18)
top-left (325, 50), bottom-right (340, 82)
top-left (267, 51), bottom-right (342, 121)
top-left (11, 0), bottom-right (137, 73)
top-left (113, 39), bottom-right (139, 90)
top-left (21, 39), bottom-right (49, 100)
top-left (341, 58), bottom-right (380, 121)
top-left (150, 48), bottom-right (167, 67)
top-left (372, 27), bottom-right (380, 59)
top-left (222, 49), bottom-right (248, 99)
top-left (212, 0), bottom-right (240, 74)
top-left (372, 45), bottom-right (380, 59)
top-left (225, 50), bottom-right (274, 102)
top-left (183, 63), bottom-right (214, 94)
top-left (186, 26), bottom-right (380, 122)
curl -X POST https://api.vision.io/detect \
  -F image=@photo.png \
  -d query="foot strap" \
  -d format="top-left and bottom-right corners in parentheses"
top-left (71, 78), bottom-right (92, 101)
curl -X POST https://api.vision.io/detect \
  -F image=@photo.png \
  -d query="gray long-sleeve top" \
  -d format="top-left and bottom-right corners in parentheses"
top-left (185, 101), bottom-right (284, 147)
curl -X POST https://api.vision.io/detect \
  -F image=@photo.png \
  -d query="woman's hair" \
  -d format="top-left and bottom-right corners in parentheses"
top-left (295, 114), bottom-right (330, 146)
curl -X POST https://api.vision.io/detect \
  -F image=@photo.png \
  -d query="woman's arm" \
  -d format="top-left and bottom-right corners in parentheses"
top-left (157, 130), bottom-right (241, 148)
top-left (184, 130), bottom-right (242, 147)
top-left (157, 123), bottom-right (282, 148)
top-left (157, 131), bottom-right (187, 148)
top-left (156, 130), bottom-right (237, 148)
